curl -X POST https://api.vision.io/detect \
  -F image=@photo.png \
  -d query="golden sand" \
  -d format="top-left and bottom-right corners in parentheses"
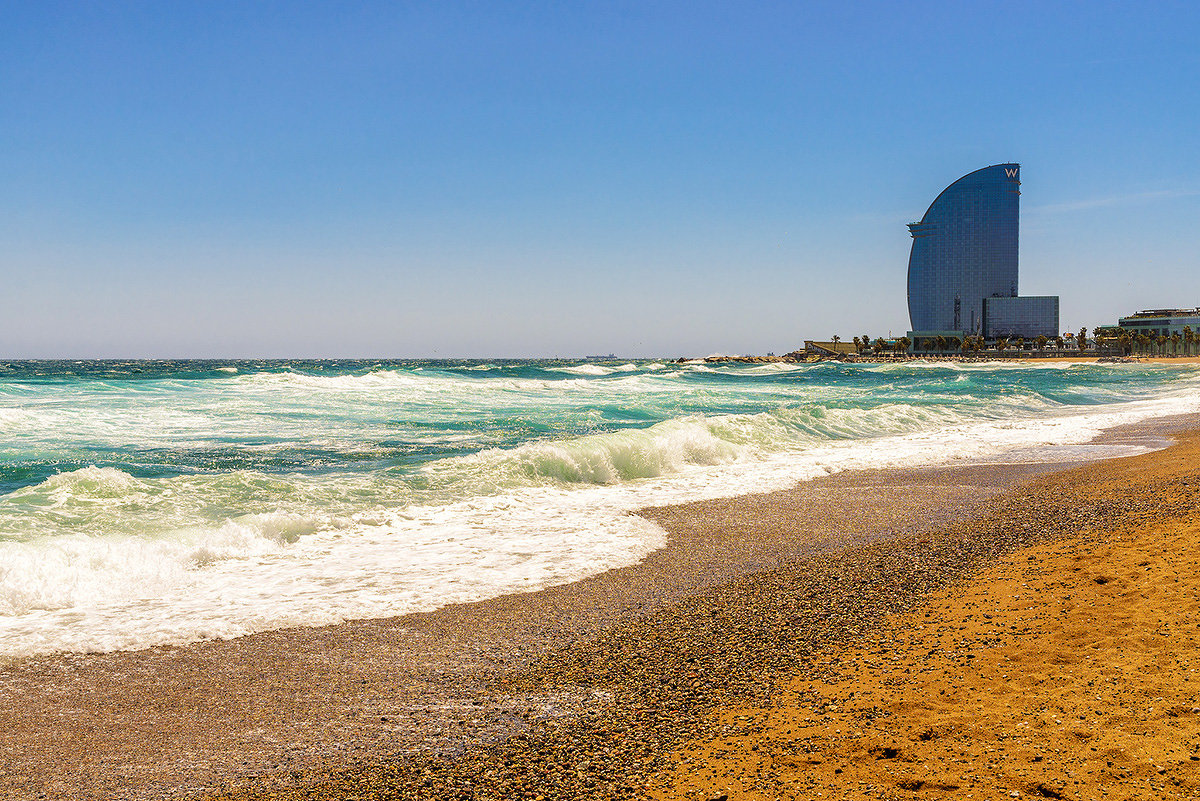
top-left (653, 435), bottom-right (1200, 800)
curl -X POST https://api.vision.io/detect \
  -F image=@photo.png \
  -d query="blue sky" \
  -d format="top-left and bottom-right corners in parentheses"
top-left (2, 1), bottom-right (1197, 357)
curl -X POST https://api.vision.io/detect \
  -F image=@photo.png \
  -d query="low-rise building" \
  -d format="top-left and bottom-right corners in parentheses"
top-left (1117, 309), bottom-right (1200, 338)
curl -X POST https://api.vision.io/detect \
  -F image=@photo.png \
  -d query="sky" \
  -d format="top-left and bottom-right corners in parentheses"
top-left (2, 1), bottom-right (1198, 358)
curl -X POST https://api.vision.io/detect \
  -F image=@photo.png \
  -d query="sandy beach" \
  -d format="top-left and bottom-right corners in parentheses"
top-left (7, 4), bottom-right (1197, 800)
top-left (655, 428), bottom-right (1200, 800)
top-left (3, 416), bottom-right (1199, 799)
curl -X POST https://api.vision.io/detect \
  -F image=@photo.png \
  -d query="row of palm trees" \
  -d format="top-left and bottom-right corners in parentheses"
top-left (842, 328), bottom-right (1093, 355)
top-left (845, 335), bottom-right (912, 355)
top-left (1095, 325), bottom-right (1199, 356)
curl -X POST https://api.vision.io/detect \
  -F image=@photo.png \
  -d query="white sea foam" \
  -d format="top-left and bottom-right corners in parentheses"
top-left (0, 486), bottom-right (666, 655)
top-left (0, 408), bottom-right (27, 431)
top-left (3, 362), bottom-right (1200, 658)
top-left (3, 387), bottom-right (1198, 658)
top-left (742, 362), bottom-right (810, 374)
top-left (552, 364), bottom-right (616, 376)
top-left (468, 416), bottom-right (745, 484)
top-left (240, 368), bottom-right (431, 391)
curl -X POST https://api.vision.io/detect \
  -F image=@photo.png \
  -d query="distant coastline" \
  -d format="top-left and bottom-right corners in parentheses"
top-left (680, 352), bottom-right (1200, 365)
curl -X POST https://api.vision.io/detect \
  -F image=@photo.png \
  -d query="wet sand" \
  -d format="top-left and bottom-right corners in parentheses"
top-left (2, 415), bottom-right (1198, 799)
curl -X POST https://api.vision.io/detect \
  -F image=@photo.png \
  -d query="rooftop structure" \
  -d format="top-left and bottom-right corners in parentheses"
top-left (1117, 309), bottom-right (1200, 338)
top-left (1121, 308), bottom-right (1200, 320)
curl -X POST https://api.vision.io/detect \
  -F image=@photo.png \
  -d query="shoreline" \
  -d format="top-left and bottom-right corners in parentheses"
top-left (1, 415), bottom-right (1199, 799)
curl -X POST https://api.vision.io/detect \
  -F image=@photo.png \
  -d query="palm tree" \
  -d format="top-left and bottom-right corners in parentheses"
top-left (1035, 335), bottom-right (1048, 353)
top-left (1157, 334), bottom-right (1168, 355)
top-left (1171, 332), bottom-right (1182, 356)
top-left (1054, 335), bottom-right (1064, 350)
top-left (1078, 327), bottom-right (1089, 352)
top-left (874, 337), bottom-right (887, 355)
top-left (862, 334), bottom-right (870, 353)
top-left (995, 337), bottom-right (1010, 355)
top-left (1185, 326), bottom-right (1194, 356)
top-left (852, 336), bottom-right (862, 354)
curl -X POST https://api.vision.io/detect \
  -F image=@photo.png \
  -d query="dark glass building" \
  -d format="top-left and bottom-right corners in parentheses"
top-left (983, 295), bottom-right (1060, 339)
top-left (906, 164), bottom-right (1058, 344)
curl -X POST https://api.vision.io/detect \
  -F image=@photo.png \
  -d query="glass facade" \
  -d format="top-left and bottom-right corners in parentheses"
top-left (907, 164), bottom-right (1022, 334)
top-left (983, 296), bottom-right (1060, 339)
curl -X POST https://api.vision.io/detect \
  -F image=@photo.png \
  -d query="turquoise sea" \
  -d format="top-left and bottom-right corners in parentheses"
top-left (2, 358), bottom-right (1198, 658)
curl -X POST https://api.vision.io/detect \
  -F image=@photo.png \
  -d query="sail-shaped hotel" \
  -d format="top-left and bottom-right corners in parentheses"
top-left (906, 164), bottom-right (1058, 345)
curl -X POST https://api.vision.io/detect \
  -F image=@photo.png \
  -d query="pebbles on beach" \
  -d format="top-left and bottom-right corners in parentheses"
top-left (207, 448), bottom-right (1200, 800)
top-left (657, 443), bottom-right (1200, 800)
top-left (5, 421), bottom-right (1200, 800)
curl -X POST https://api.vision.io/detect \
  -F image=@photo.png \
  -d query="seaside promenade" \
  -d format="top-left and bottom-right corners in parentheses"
top-left (2, 417), bottom-right (1199, 799)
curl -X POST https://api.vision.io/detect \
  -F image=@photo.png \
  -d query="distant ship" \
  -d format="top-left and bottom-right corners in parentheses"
top-left (585, 353), bottom-right (617, 360)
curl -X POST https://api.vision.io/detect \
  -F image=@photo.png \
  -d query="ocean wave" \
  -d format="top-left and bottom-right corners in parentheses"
top-left (0, 508), bottom-right (317, 618)
top-left (498, 417), bottom-right (743, 484)
top-left (239, 368), bottom-right (431, 391)
top-left (41, 465), bottom-right (141, 494)
top-left (741, 362), bottom-right (811, 374)
top-left (427, 396), bottom-right (1062, 489)
top-left (4, 385), bottom-right (1199, 657)
top-left (548, 363), bottom-right (643, 376)
top-left (0, 467), bottom-right (344, 544)
top-left (6, 359), bottom-right (1200, 657)
top-left (0, 487), bottom-right (667, 655)
top-left (553, 364), bottom-right (613, 376)
top-left (0, 408), bottom-right (28, 430)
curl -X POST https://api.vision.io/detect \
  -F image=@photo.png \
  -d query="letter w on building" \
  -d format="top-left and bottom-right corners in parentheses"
top-left (1005, 167), bottom-right (1019, 178)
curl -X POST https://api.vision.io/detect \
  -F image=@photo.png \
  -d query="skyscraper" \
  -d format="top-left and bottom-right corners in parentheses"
top-left (906, 164), bottom-right (1058, 344)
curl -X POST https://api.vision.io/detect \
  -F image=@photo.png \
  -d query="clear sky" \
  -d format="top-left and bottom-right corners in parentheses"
top-left (3, 1), bottom-right (1197, 358)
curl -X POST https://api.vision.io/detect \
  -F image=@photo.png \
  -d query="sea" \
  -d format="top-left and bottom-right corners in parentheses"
top-left (2, 358), bottom-right (1199, 660)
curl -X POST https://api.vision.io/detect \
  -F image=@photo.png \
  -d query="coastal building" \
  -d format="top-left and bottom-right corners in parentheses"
top-left (1116, 309), bottom-right (1200, 338)
top-left (983, 295), bottom-right (1061, 340)
top-left (906, 164), bottom-right (1059, 350)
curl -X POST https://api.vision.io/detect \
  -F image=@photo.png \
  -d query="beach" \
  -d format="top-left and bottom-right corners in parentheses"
top-left (7, 3), bottom-right (1198, 798)
top-left (655, 425), bottom-right (1200, 800)
top-left (1, 413), bottom-right (1197, 799)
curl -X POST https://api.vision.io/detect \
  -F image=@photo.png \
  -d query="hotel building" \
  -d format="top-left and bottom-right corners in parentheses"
top-left (906, 164), bottom-right (1059, 347)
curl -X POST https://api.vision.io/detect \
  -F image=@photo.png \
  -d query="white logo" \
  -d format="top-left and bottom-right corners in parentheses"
top-left (1004, 167), bottom-right (1019, 179)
